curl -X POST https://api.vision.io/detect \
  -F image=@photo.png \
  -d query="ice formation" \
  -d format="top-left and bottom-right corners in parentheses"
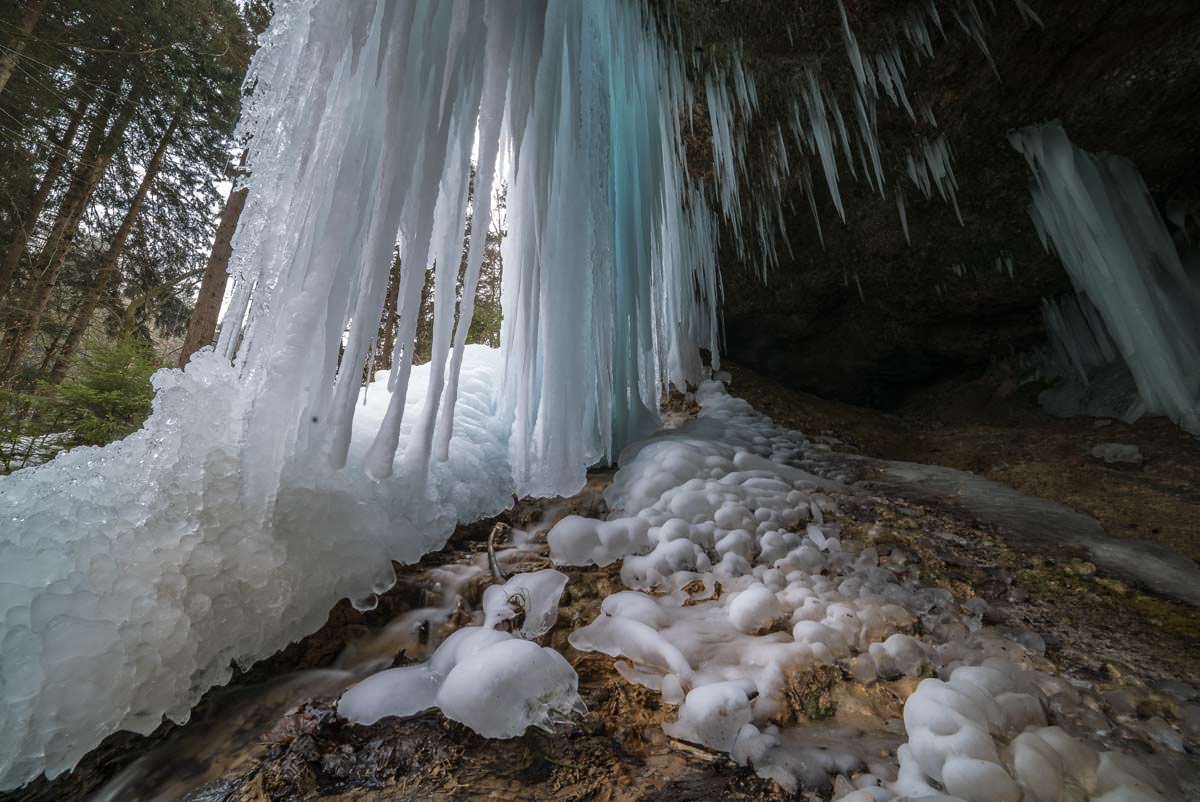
top-left (481, 568), bottom-right (569, 639)
top-left (1012, 124), bottom-right (1200, 434)
top-left (0, 0), bottom-right (1055, 789)
top-left (0, 0), bottom-right (722, 787)
top-left (338, 568), bottom-right (583, 739)
top-left (0, 348), bottom-right (515, 788)
top-left (692, 0), bottom-right (1024, 277)
top-left (553, 380), bottom-right (1182, 800)
top-left (1037, 293), bottom-right (1143, 423)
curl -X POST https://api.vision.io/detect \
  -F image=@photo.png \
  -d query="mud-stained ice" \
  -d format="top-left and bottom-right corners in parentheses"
top-left (554, 379), bottom-right (1184, 801)
top-left (482, 568), bottom-right (569, 638)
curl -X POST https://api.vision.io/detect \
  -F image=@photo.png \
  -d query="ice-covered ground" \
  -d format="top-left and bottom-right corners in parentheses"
top-left (10, 359), bottom-right (1193, 799)
top-left (538, 380), bottom-right (1189, 801)
top-left (0, 346), bottom-right (516, 790)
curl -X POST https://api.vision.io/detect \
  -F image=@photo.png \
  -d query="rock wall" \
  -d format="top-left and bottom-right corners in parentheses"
top-left (674, 0), bottom-right (1200, 407)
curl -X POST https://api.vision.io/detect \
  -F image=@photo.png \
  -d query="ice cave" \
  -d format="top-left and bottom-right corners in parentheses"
top-left (0, 0), bottom-right (1198, 800)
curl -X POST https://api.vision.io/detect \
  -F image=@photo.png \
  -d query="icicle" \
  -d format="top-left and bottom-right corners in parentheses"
top-left (906, 135), bottom-right (962, 225)
top-left (827, 89), bottom-right (857, 180)
top-left (928, 0), bottom-right (945, 35)
top-left (955, 0), bottom-right (1000, 77)
top-left (919, 99), bottom-right (938, 128)
top-left (800, 162), bottom-right (825, 249)
top-left (801, 65), bottom-right (845, 222)
top-left (1012, 123), bottom-right (1200, 433)
top-left (434, 6), bottom-right (513, 463)
top-left (839, 0), bottom-right (874, 97)
top-left (897, 187), bottom-right (911, 245)
top-left (853, 89), bottom-right (886, 195)
top-left (1013, 0), bottom-right (1045, 28)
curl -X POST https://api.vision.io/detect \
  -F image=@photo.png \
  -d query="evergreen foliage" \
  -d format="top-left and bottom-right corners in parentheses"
top-left (0, 0), bottom-right (260, 381)
top-left (0, 0), bottom-right (264, 461)
top-left (0, 337), bottom-right (157, 472)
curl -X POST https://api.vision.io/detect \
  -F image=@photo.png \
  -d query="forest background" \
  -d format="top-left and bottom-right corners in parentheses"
top-left (0, 0), bottom-right (505, 473)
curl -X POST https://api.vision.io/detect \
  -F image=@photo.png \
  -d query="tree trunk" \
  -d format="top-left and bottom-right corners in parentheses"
top-left (375, 249), bottom-right (402, 374)
top-left (177, 184), bottom-right (248, 366)
top-left (0, 86), bottom-right (114, 331)
top-left (0, 0), bottom-right (46, 99)
top-left (35, 305), bottom-right (74, 375)
top-left (46, 104), bottom-right (183, 383)
top-left (0, 80), bottom-right (144, 381)
top-left (0, 93), bottom-right (92, 299)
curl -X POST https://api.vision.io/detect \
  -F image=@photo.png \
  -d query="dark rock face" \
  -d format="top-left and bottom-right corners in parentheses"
top-left (674, 0), bottom-right (1200, 406)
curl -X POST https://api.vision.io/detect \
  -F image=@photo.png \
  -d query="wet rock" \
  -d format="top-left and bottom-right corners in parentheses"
top-left (1103, 687), bottom-right (1146, 720)
top-left (1152, 678), bottom-right (1199, 702)
top-left (1066, 559), bottom-right (1097, 577)
top-left (1142, 717), bottom-right (1186, 753)
top-left (181, 780), bottom-right (235, 802)
top-left (977, 577), bottom-right (1008, 602)
top-left (1180, 704), bottom-right (1200, 740)
top-left (982, 602), bottom-right (1011, 626)
top-left (781, 665), bottom-right (841, 722)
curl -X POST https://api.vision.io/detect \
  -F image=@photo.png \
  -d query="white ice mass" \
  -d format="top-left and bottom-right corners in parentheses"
top-left (552, 380), bottom-right (1183, 800)
top-left (337, 573), bottom-right (584, 740)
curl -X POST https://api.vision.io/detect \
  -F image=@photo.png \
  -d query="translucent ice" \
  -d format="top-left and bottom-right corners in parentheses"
top-left (1011, 124), bottom-right (1200, 433)
top-left (481, 568), bottom-right (569, 638)
top-left (663, 679), bottom-right (758, 752)
top-left (0, 348), bottom-right (514, 788)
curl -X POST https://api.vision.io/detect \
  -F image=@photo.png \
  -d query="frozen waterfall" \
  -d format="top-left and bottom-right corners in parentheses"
top-left (0, 0), bottom-right (1040, 789)
top-left (0, 0), bottom-right (720, 788)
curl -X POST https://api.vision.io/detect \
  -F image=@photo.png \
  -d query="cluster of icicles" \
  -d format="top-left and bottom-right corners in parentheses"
top-left (1014, 125), bottom-right (1200, 434)
top-left (222, 0), bottom-right (725, 499)
top-left (701, 0), bottom-right (1042, 279)
top-left (2, 0), bottom-right (725, 789)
